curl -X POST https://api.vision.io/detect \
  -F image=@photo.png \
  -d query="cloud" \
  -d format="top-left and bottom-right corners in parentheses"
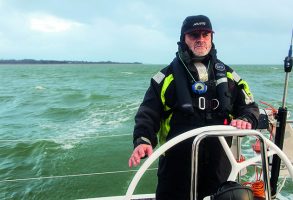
top-left (0, 0), bottom-right (292, 64)
top-left (51, 17), bottom-right (175, 63)
top-left (29, 14), bottom-right (82, 33)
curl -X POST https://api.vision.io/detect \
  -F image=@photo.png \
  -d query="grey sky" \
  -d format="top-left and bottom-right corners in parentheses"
top-left (0, 0), bottom-right (292, 64)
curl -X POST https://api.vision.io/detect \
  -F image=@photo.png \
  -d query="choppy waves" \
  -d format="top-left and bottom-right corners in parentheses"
top-left (0, 64), bottom-right (292, 199)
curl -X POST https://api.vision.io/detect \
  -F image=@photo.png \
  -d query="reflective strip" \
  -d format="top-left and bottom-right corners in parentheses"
top-left (141, 137), bottom-right (151, 145)
top-left (216, 77), bottom-right (228, 86)
top-left (242, 90), bottom-right (254, 104)
top-left (161, 74), bottom-right (174, 111)
top-left (152, 71), bottom-right (165, 84)
top-left (194, 62), bottom-right (208, 81)
top-left (232, 71), bottom-right (241, 82)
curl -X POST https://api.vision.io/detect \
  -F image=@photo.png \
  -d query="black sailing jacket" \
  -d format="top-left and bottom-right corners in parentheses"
top-left (132, 53), bottom-right (259, 200)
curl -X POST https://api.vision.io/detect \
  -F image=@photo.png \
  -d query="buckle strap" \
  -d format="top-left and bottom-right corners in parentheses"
top-left (195, 97), bottom-right (219, 110)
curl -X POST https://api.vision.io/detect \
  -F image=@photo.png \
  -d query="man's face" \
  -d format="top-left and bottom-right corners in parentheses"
top-left (184, 31), bottom-right (212, 57)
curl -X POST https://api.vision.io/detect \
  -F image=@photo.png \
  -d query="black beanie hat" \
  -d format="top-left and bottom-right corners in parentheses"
top-left (180, 15), bottom-right (214, 41)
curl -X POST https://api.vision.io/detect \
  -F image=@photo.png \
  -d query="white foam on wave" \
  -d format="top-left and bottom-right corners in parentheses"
top-left (104, 116), bottom-right (131, 126)
top-left (35, 85), bottom-right (45, 90)
top-left (61, 143), bottom-right (74, 150)
top-left (121, 71), bottom-right (134, 75)
top-left (39, 100), bottom-right (138, 149)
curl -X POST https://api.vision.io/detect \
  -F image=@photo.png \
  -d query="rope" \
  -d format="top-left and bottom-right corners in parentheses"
top-left (250, 181), bottom-right (265, 198)
top-left (259, 100), bottom-right (278, 114)
top-left (0, 168), bottom-right (158, 183)
top-left (0, 133), bottom-right (132, 142)
top-left (243, 166), bottom-right (265, 199)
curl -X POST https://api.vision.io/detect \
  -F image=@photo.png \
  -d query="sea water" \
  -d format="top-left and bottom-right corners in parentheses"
top-left (0, 64), bottom-right (292, 199)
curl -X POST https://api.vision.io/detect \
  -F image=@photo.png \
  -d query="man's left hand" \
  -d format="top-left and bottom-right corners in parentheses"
top-left (230, 119), bottom-right (252, 129)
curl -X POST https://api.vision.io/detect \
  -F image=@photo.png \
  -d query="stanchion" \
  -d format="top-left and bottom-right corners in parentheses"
top-left (270, 29), bottom-right (292, 197)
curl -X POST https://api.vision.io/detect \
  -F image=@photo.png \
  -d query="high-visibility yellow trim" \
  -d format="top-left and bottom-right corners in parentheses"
top-left (238, 80), bottom-right (252, 97)
top-left (227, 70), bottom-right (254, 104)
top-left (158, 74), bottom-right (174, 145)
top-left (227, 72), bottom-right (234, 81)
top-left (158, 113), bottom-right (173, 145)
top-left (227, 71), bottom-right (252, 97)
top-left (229, 114), bottom-right (234, 120)
top-left (161, 74), bottom-right (174, 111)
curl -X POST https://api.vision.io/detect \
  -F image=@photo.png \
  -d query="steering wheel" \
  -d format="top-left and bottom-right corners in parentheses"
top-left (124, 125), bottom-right (293, 200)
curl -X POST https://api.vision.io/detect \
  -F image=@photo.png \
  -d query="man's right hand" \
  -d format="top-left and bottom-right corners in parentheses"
top-left (128, 144), bottom-right (153, 168)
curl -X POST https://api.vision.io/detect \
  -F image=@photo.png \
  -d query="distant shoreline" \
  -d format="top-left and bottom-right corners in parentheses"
top-left (0, 59), bottom-right (142, 65)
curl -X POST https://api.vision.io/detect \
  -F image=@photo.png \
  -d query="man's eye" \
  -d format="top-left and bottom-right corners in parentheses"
top-left (191, 33), bottom-right (200, 38)
top-left (189, 32), bottom-right (209, 39)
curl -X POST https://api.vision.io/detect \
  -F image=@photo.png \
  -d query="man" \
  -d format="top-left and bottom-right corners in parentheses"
top-left (128, 15), bottom-right (259, 200)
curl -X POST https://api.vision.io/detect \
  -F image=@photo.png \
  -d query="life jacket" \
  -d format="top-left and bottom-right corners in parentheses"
top-left (157, 56), bottom-right (254, 145)
top-left (157, 57), bottom-right (229, 144)
top-left (173, 53), bottom-right (232, 115)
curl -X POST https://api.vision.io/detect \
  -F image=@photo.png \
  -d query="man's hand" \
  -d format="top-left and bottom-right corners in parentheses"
top-left (128, 144), bottom-right (153, 168)
top-left (230, 119), bottom-right (252, 129)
